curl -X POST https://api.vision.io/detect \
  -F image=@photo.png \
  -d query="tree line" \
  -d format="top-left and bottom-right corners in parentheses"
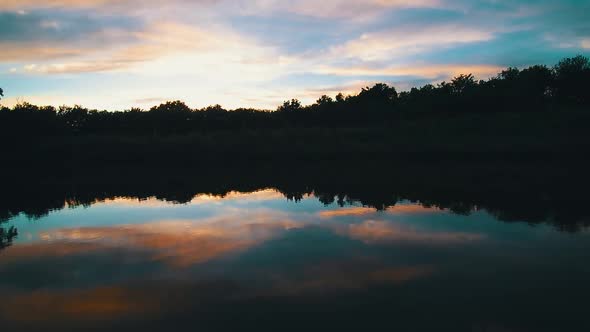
top-left (0, 56), bottom-right (588, 137)
top-left (2, 161), bottom-right (589, 234)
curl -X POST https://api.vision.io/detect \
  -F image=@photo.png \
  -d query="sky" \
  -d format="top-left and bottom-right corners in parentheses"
top-left (0, 0), bottom-right (589, 110)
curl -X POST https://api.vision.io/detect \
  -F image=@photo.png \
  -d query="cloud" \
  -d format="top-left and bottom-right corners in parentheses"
top-left (300, 81), bottom-right (372, 97)
top-left (0, 11), bottom-right (123, 42)
top-left (344, 220), bottom-right (484, 244)
top-left (318, 204), bottom-right (442, 218)
top-left (0, 0), bottom-right (218, 11)
top-left (2, 9), bottom-right (271, 73)
top-left (315, 63), bottom-right (503, 81)
top-left (319, 207), bottom-right (382, 218)
top-left (545, 33), bottom-right (590, 50)
top-left (21, 210), bottom-right (300, 267)
top-left (0, 10), bottom-right (139, 42)
top-left (0, 44), bottom-right (83, 62)
top-left (267, 264), bottom-right (436, 295)
top-left (330, 24), bottom-right (495, 62)
top-left (0, 286), bottom-right (162, 323)
top-left (244, 0), bottom-right (442, 19)
top-left (0, 0), bottom-right (440, 19)
top-left (21, 44), bottom-right (167, 74)
top-left (0, 11), bottom-right (141, 63)
top-left (15, 20), bottom-right (281, 77)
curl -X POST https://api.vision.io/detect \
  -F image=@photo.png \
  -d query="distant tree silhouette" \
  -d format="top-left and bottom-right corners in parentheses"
top-left (357, 83), bottom-right (397, 106)
top-left (278, 99), bottom-right (302, 112)
top-left (499, 67), bottom-right (520, 81)
top-left (0, 55), bottom-right (588, 139)
top-left (316, 95), bottom-right (334, 106)
top-left (58, 105), bottom-right (88, 132)
top-left (553, 55), bottom-right (590, 104)
top-left (150, 100), bottom-right (192, 113)
top-left (0, 87), bottom-right (3, 100)
top-left (517, 65), bottom-right (554, 102)
top-left (451, 74), bottom-right (477, 95)
top-left (204, 104), bottom-right (227, 113)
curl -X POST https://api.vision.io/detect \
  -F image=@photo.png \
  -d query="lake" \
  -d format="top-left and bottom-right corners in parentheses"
top-left (1, 181), bottom-right (589, 331)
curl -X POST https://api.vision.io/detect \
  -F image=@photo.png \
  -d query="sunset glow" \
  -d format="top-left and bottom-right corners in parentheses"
top-left (1, 0), bottom-right (588, 109)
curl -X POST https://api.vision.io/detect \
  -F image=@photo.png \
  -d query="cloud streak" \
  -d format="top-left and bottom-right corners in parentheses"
top-left (345, 220), bottom-right (484, 244)
top-left (315, 64), bottom-right (504, 81)
top-left (330, 24), bottom-right (496, 62)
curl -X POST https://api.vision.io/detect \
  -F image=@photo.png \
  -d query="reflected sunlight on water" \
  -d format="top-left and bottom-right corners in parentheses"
top-left (1, 190), bottom-right (590, 331)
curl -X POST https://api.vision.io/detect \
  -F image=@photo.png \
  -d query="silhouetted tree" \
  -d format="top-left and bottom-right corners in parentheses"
top-left (150, 100), bottom-right (192, 113)
top-left (451, 74), bottom-right (477, 95)
top-left (499, 67), bottom-right (520, 81)
top-left (278, 99), bottom-right (302, 112)
top-left (518, 65), bottom-right (553, 102)
top-left (58, 105), bottom-right (88, 132)
top-left (0, 226), bottom-right (17, 250)
top-left (553, 55), bottom-right (590, 104)
top-left (358, 83), bottom-right (397, 103)
top-left (344, 83), bottom-right (399, 115)
top-left (316, 95), bottom-right (334, 106)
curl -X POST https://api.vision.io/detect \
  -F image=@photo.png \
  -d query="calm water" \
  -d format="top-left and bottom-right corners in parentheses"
top-left (1, 189), bottom-right (589, 331)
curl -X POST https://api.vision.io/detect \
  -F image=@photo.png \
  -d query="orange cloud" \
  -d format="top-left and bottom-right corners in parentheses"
top-left (0, 263), bottom-right (434, 327)
top-left (17, 23), bottom-right (209, 73)
top-left (317, 64), bottom-right (504, 80)
top-left (318, 204), bottom-right (442, 218)
top-left (0, 242), bottom-right (104, 264)
top-left (0, 286), bottom-right (162, 325)
top-left (14, 20), bottom-right (283, 85)
top-left (318, 207), bottom-right (380, 218)
top-left (17, 211), bottom-right (300, 267)
top-left (30, 227), bottom-right (240, 267)
top-left (387, 204), bottom-right (442, 214)
top-left (0, 44), bottom-right (83, 62)
top-left (345, 220), bottom-right (484, 244)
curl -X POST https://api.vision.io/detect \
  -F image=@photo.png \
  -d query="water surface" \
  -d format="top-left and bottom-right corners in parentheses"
top-left (1, 189), bottom-right (589, 331)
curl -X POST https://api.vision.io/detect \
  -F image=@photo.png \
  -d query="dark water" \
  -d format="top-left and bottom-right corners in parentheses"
top-left (1, 187), bottom-right (590, 331)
